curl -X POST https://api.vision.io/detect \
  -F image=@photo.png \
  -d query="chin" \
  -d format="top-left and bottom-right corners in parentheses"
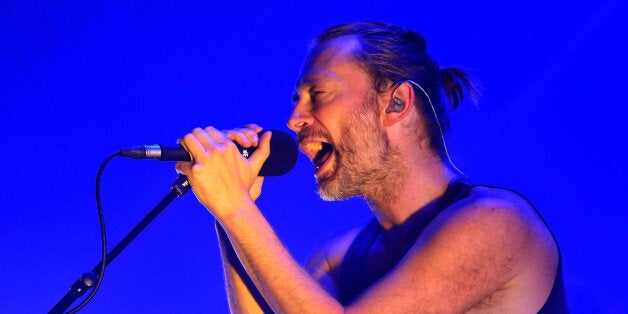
top-left (316, 176), bottom-right (356, 201)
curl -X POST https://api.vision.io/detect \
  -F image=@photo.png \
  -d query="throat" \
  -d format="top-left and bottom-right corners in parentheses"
top-left (371, 166), bottom-right (464, 229)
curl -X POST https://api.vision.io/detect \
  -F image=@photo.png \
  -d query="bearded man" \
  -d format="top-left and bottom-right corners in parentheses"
top-left (176, 21), bottom-right (568, 313)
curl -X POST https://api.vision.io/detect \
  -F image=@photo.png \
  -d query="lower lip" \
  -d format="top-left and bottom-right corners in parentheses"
top-left (315, 152), bottom-right (335, 177)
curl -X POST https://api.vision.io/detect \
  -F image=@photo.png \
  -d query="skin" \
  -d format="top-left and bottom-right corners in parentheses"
top-left (176, 36), bottom-right (559, 313)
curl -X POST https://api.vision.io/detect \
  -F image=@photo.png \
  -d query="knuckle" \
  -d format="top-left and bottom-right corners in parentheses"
top-left (243, 128), bottom-right (257, 137)
top-left (245, 123), bottom-right (262, 130)
top-left (191, 164), bottom-right (204, 174)
top-left (183, 133), bottom-right (195, 142)
top-left (261, 146), bottom-right (271, 156)
top-left (238, 134), bottom-right (252, 146)
top-left (224, 142), bottom-right (238, 152)
top-left (224, 129), bottom-right (238, 139)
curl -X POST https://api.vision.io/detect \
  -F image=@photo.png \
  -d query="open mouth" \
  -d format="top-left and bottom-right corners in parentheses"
top-left (303, 141), bottom-right (335, 171)
top-left (313, 142), bottom-right (334, 170)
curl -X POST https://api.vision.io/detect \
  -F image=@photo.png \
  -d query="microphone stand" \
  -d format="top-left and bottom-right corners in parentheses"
top-left (49, 175), bottom-right (191, 313)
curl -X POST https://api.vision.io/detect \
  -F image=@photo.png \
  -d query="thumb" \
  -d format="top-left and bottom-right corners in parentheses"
top-left (250, 131), bottom-right (272, 174)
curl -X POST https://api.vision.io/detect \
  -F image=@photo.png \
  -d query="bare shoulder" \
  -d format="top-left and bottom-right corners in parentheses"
top-left (429, 185), bottom-right (559, 267)
top-left (433, 185), bottom-right (554, 240)
top-left (417, 185), bottom-right (559, 310)
top-left (471, 186), bottom-right (557, 256)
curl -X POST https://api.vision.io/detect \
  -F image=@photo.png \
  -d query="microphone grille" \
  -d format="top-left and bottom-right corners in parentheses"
top-left (261, 129), bottom-right (298, 176)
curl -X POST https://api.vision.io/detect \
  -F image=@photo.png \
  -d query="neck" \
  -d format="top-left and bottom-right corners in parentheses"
top-left (366, 154), bottom-right (461, 230)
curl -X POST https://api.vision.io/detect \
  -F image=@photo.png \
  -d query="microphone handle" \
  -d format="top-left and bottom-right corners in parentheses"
top-left (157, 144), bottom-right (256, 161)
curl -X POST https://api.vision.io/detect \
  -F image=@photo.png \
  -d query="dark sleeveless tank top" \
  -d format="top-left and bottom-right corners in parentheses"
top-left (337, 180), bottom-right (568, 313)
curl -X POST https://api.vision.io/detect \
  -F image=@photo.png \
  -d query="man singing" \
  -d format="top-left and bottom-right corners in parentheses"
top-left (176, 21), bottom-right (567, 313)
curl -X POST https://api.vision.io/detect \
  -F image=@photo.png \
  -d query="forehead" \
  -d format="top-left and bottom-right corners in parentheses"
top-left (295, 36), bottom-right (369, 89)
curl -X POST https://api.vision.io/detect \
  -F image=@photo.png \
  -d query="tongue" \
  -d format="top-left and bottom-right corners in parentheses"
top-left (313, 143), bottom-right (333, 169)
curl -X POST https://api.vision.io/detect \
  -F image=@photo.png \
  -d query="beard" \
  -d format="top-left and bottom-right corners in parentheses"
top-left (317, 93), bottom-right (407, 205)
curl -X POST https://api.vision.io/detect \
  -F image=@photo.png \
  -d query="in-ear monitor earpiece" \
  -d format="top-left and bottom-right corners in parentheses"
top-left (386, 97), bottom-right (405, 113)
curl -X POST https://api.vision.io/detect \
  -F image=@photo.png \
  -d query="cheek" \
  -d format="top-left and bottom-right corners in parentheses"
top-left (312, 103), bottom-right (347, 128)
top-left (339, 112), bottom-right (376, 145)
top-left (315, 92), bottom-right (377, 138)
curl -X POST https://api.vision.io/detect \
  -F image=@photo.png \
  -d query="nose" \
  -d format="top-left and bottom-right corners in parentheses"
top-left (287, 105), bottom-right (314, 133)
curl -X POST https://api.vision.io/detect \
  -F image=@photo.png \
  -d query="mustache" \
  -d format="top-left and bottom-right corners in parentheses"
top-left (297, 128), bottom-right (333, 144)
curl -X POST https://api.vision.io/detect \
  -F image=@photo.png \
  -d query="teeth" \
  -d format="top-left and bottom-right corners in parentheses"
top-left (305, 142), bottom-right (323, 152)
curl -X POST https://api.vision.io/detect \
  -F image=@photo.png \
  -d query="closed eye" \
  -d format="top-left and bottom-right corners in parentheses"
top-left (310, 87), bottom-right (325, 102)
top-left (311, 90), bottom-right (322, 99)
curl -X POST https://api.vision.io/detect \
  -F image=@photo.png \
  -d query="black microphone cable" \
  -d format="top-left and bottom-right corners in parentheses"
top-left (56, 130), bottom-right (295, 312)
top-left (66, 152), bottom-right (119, 313)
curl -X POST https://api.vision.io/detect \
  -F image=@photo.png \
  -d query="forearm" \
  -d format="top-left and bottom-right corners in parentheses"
top-left (216, 221), bottom-right (271, 313)
top-left (218, 201), bottom-right (343, 313)
top-left (176, 126), bottom-right (338, 311)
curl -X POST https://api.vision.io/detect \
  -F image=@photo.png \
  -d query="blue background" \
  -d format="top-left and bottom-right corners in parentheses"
top-left (1, 1), bottom-right (626, 312)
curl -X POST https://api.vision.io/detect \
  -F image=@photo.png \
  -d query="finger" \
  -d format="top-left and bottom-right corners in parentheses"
top-left (204, 126), bottom-right (231, 145)
top-left (244, 123), bottom-right (263, 133)
top-left (175, 161), bottom-right (192, 175)
top-left (193, 127), bottom-right (225, 154)
top-left (249, 176), bottom-right (265, 201)
top-left (249, 131), bottom-right (272, 173)
top-left (181, 131), bottom-right (209, 161)
top-left (228, 126), bottom-right (261, 147)
top-left (225, 128), bottom-right (253, 147)
top-left (240, 127), bottom-right (259, 146)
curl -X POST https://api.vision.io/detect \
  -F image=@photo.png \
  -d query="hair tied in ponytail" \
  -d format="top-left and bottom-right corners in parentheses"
top-left (439, 67), bottom-right (482, 110)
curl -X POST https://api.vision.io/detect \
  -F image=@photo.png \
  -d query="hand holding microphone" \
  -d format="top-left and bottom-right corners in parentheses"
top-left (119, 124), bottom-right (297, 220)
top-left (122, 122), bottom-right (296, 223)
top-left (119, 125), bottom-right (297, 177)
top-left (221, 124), bottom-right (269, 201)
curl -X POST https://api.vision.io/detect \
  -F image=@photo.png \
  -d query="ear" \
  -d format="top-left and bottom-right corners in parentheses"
top-left (383, 82), bottom-right (415, 127)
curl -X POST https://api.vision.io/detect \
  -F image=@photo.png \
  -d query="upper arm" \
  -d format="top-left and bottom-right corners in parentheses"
top-left (346, 191), bottom-right (557, 312)
top-left (305, 226), bottom-right (363, 299)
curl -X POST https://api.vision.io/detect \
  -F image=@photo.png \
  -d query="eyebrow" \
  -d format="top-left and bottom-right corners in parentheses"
top-left (295, 68), bottom-right (341, 88)
top-left (292, 71), bottom-right (339, 103)
top-left (296, 76), bottom-right (329, 89)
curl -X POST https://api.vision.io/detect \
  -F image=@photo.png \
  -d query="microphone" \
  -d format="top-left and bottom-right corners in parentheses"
top-left (119, 129), bottom-right (298, 176)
